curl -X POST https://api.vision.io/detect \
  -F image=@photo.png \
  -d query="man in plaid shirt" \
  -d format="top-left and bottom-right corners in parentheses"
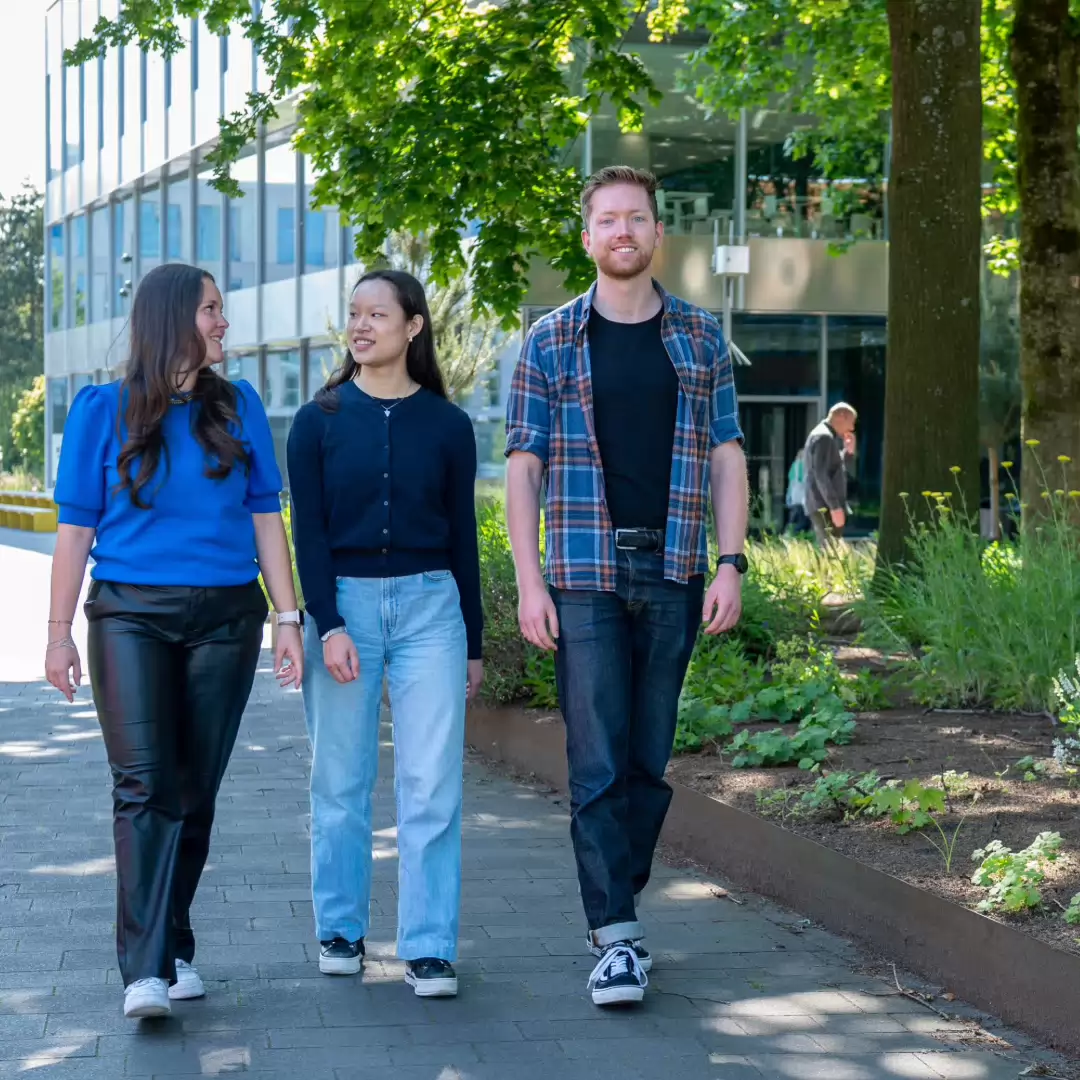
top-left (505, 166), bottom-right (748, 1006)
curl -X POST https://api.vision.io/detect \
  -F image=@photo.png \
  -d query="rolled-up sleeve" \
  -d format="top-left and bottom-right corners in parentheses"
top-left (504, 325), bottom-right (551, 463)
top-left (708, 325), bottom-right (744, 449)
top-left (55, 386), bottom-right (111, 528)
top-left (236, 379), bottom-right (283, 513)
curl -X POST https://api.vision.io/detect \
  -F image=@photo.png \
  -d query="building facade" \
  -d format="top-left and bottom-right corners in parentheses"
top-left (44, 3), bottom-right (906, 528)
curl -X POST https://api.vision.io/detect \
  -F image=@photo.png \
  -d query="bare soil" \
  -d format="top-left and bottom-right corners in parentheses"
top-left (667, 647), bottom-right (1080, 958)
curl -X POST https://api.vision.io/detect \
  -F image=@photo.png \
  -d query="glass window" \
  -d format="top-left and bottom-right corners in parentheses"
top-left (264, 348), bottom-right (301, 411)
top-left (63, 6), bottom-right (83, 170)
top-left (264, 140), bottom-right (297, 283)
top-left (46, 4), bottom-right (62, 180)
top-left (225, 352), bottom-right (260, 387)
top-left (85, 47), bottom-right (100, 162)
top-left (732, 314), bottom-right (820, 397)
top-left (227, 147), bottom-right (258, 291)
top-left (49, 223), bottom-right (65, 330)
top-left (115, 194), bottom-right (135, 317)
top-left (306, 344), bottom-right (337, 399)
top-left (196, 159), bottom-right (224, 284)
top-left (302, 156), bottom-right (339, 272)
top-left (72, 215), bottom-right (88, 327)
top-left (72, 373), bottom-right (94, 396)
top-left (167, 171), bottom-right (190, 262)
top-left (140, 184), bottom-right (162, 276)
top-left (264, 347), bottom-right (302, 485)
top-left (827, 316), bottom-right (886, 515)
top-left (91, 206), bottom-right (110, 323)
top-left (48, 377), bottom-right (69, 436)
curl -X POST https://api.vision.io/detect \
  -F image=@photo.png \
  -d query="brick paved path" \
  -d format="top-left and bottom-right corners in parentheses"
top-left (0, 537), bottom-right (1068, 1079)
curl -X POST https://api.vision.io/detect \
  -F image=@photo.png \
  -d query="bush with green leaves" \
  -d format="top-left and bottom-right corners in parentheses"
top-left (1065, 893), bottom-right (1080, 925)
top-left (865, 780), bottom-right (947, 834)
top-left (970, 831), bottom-right (1063, 914)
top-left (860, 455), bottom-right (1080, 712)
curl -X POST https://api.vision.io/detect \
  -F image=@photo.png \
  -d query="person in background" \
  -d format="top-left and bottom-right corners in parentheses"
top-left (287, 269), bottom-right (483, 999)
top-left (45, 263), bottom-right (303, 1021)
top-left (505, 166), bottom-right (748, 1007)
top-left (803, 402), bottom-right (857, 546)
top-left (785, 448), bottom-right (810, 534)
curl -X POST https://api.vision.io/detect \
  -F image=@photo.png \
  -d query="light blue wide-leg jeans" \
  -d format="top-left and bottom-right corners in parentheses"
top-left (302, 571), bottom-right (468, 961)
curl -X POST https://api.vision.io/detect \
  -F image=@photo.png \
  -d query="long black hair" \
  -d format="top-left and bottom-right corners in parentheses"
top-left (116, 263), bottom-right (247, 508)
top-left (315, 269), bottom-right (446, 411)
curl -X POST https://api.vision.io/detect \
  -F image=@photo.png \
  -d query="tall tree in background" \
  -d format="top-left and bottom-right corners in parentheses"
top-left (878, 0), bottom-right (982, 562)
top-left (1010, 0), bottom-right (1080, 486)
top-left (0, 186), bottom-right (45, 476)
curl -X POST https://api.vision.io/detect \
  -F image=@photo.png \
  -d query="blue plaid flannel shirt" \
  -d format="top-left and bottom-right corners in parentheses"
top-left (505, 280), bottom-right (744, 592)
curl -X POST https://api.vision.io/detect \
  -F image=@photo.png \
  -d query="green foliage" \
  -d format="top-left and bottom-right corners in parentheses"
top-left (970, 832), bottom-right (1063, 914)
top-left (859, 459), bottom-right (1080, 712)
top-left (69, 1), bottom-right (661, 324)
top-left (1065, 893), bottom-right (1080, 925)
top-left (866, 780), bottom-right (946, 835)
top-left (1013, 755), bottom-right (1049, 782)
top-left (9, 375), bottom-right (44, 478)
top-left (0, 187), bottom-right (44, 472)
top-left (729, 710), bottom-right (856, 770)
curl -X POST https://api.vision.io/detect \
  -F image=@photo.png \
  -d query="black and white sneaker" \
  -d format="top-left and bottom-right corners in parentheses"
top-left (319, 937), bottom-right (365, 975)
top-left (404, 958), bottom-right (458, 997)
top-left (587, 941), bottom-right (648, 1006)
top-left (586, 934), bottom-right (652, 972)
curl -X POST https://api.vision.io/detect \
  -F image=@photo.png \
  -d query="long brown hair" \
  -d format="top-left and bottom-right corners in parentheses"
top-left (117, 263), bottom-right (248, 508)
top-left (315, 269), bottom-right (446, 412)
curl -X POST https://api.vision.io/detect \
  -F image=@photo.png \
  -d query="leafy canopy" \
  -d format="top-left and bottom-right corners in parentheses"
top-left (67, 0), bottom-right (661, 323)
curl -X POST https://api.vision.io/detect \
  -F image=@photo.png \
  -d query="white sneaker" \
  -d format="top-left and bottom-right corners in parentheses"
top-left (169, 960), bottom-right (206, 1000)
top-left (587, 942), bottom-right (648, 1006)
top-left (124, 977), bottom-right (171, 1018)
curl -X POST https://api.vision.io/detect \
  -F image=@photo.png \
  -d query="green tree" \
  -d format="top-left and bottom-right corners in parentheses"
top-left (0, 186), bottom-right (45, 474)
top-left (69, 0), bottom-right (660, 325)
top-left (10, 375), bottom-right (45, 478)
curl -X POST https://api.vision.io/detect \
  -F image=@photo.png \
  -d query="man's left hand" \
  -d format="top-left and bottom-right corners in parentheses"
top-left (702, 565), bottom-right (743, 635)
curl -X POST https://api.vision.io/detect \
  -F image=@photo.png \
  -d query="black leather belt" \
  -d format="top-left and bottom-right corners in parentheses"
top-left (614, 528), bottom-right (663, 552)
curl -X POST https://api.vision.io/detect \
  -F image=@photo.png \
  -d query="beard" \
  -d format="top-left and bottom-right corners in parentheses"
top-left (593, 243), bottom-right (654, 280)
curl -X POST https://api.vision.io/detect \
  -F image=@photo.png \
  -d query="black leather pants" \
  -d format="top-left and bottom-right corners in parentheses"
top-left (85, 580), bottom-right (268, 988)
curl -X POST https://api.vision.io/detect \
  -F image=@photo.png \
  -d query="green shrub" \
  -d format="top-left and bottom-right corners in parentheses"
top-left (860, 457), bottom-right (1080, 712)
top-left (970, 832), bottom-right (1063, 914)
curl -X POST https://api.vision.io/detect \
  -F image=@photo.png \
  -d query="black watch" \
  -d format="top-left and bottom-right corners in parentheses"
top-left (717, 553), bottom-right (748, 575)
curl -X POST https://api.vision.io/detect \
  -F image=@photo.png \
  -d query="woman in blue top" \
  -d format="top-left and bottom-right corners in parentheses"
top-left (287, 269), bottom-right (483, 998)
top-left (45, 263), bottom-right (304, 1021)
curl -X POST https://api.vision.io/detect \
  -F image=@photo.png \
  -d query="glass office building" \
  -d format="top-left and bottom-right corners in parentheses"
top-left (46, 5), bottom-right (967, 529)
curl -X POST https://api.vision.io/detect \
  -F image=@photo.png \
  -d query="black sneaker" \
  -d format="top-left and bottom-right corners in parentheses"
top-left (586, 934), bottom-right (652, 972)
top-left (319, 937), bottom-right (365, 975)
top-left (587, 941), bottom-right (647, 1006)
top-left (404, 957), bottom-right (458, 997)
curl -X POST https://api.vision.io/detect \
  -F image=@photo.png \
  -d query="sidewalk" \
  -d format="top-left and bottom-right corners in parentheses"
top-left (0, 544), bottom-right (1068, 1080)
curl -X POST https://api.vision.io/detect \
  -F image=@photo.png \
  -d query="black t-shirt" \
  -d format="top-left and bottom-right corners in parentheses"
top-left (588, 306), bottom-right (679, 531)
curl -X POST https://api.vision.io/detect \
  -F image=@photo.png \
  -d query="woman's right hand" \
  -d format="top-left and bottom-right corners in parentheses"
top-left (323, 632), bottom-right (360, 684)
top-left (45, 640), bottom-right (82, 702)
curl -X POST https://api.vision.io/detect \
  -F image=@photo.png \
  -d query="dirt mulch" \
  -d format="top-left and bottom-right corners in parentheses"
top-left (667, 658), bottom-right (1080, 958)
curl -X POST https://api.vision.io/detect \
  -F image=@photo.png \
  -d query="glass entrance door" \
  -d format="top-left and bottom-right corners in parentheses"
top-left (739, 402), bottom-right (817, 533)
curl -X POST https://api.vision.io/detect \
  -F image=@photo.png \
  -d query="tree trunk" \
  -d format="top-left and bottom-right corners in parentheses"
top-left (878, 0), bottom-right (982, 565)
top-left (987, 444), bottom-right (1001, 539)
top-left (1011, 0), bottom-right (1080, 501)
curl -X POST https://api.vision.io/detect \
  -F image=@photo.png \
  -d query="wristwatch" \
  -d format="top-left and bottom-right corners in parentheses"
top-left (276, 609), bottom-right (302, 627)
top-left (717, 553), bottom-right (749, 574)
top-left (320, 626), bottom-right (347, 643)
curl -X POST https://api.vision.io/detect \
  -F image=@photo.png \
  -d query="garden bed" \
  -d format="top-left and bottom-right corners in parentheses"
top-left (666, 690), bottom-right (1080, 958)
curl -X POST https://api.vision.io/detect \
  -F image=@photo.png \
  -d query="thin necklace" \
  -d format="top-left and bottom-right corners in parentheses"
top-left (355, 379), bottom-right (417, 417)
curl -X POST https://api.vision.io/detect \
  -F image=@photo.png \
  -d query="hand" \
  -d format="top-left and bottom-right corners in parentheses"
top-left (842, 430), bottom-right (856, 455)
top-left (466, 659), bottom-right (484, 703)
top-left (45, 639), bottom-right (82, 702)
top-left (702, 565), bottom-right (743, 636)
top-left (518, 579), bottom-right (559, 651)
top-left (274, 624), bottom-right (304, 689)
top-left (323, 631), bottom-right (360, 684)
top-left (830, 508), bottom-right (846, 529)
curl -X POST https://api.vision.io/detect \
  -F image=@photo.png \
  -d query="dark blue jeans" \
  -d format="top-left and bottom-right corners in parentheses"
top-left (551, 550), bottom-right (703, 946)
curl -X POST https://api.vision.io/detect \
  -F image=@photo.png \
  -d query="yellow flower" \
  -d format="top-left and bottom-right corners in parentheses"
top-left (1041, 491), bottom-right (1052, 499)
top-left (949, 465), bottom-right (961, 474)
top-left (921, 490), bottom-right (932, 498)
top-left (1069, 491), bottom-right (1080, 499)
top-left (1059, 455), bottom-right (1073, 464)
top-left (1026, 438), bottom-right (1041, 448)
top-left (1001, 460), bottom-right (1014, 469)
top-left (898, 491), bottom-right (910, 499)
top-left (1056, 489), bottom-right (1066, 497)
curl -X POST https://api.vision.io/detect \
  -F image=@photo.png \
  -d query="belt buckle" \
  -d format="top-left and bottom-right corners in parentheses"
top-left (615, 528), bottom-right (644, 551)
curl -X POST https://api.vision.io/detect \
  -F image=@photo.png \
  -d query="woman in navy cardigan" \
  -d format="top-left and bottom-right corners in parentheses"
top-left (45, 263), bottom-right (304, 1020)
